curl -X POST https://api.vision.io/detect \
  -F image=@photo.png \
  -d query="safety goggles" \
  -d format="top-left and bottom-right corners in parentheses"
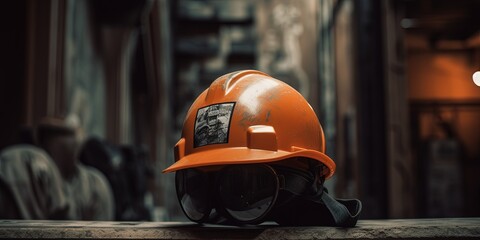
top-left (175, 163), bottom-right (322, 225)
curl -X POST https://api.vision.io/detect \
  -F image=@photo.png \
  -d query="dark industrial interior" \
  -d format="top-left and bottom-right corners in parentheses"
top-left (0, 0), bottom-right (479, 224)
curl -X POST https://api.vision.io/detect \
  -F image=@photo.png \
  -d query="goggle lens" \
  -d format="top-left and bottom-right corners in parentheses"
top-left (218, 165), bottom-right (279, 223)
top-left (176, 169), bottom-right (210, 221)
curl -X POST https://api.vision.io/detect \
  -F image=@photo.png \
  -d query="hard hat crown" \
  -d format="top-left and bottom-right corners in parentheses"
top-left (164, 70), bottom-right (335, 179)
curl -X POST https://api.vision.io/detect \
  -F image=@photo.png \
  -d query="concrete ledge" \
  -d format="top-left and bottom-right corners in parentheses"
top-left (0, 218), bottom-right (479, 239)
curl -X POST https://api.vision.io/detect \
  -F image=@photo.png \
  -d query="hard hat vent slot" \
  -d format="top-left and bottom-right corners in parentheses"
top-left (247, 125), bottom-right (277, 151)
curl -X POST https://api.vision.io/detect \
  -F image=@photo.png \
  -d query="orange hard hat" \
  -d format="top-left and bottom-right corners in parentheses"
top-left (164, 70), bottom-right (336, 179)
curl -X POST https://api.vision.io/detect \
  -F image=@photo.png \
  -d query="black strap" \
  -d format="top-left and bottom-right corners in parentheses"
top-left (318, 189), bottom-right (362, 227)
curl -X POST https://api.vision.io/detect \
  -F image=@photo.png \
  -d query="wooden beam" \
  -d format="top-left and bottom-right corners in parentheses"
top-left (0, 219), bottom-right (479, 239)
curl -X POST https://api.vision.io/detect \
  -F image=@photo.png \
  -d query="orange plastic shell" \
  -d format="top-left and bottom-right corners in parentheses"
top-left (164, 70), bottom-right (336, 179)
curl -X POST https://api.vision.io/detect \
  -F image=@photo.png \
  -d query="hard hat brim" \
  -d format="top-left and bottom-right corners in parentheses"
top-left (163, 147), bottom-right (335, 179)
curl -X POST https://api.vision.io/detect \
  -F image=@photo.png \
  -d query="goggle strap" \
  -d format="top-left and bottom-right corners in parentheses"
top-left (277, 168), bottom-right (312, 196)
top-left (306, 187), bottom-right (362, 227)
top-left (310, 166), bottom-right (325, 194)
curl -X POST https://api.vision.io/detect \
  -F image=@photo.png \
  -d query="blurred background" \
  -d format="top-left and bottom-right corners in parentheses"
top-left (0, 0), bottom-right (479, 221)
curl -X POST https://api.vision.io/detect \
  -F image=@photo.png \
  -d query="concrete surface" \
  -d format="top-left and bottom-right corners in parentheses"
top-left (0, 218), bottom-right (479, 239)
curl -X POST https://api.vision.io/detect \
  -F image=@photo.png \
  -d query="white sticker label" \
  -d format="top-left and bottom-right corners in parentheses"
top-left (194, 103), bottom-right (235, 148)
